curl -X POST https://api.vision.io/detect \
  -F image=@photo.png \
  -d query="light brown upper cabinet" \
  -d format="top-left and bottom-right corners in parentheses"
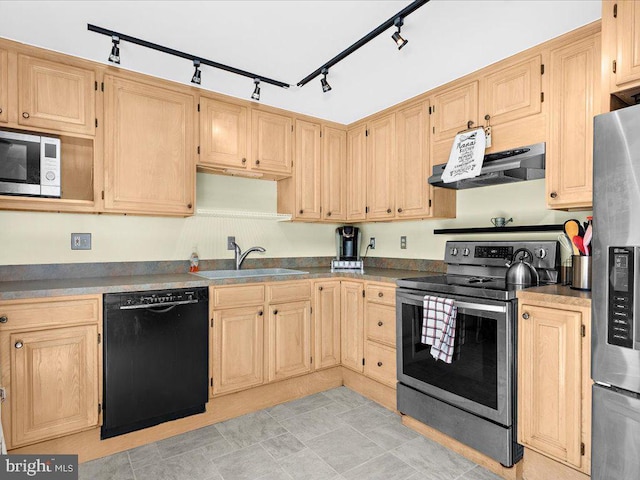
top-left (199, 96), bottom-right (248, 170)
top-left (322, 126), bottom-right (347, 221)
top-left (481, 55), bottom-right (542, 127)
top-left (366, 113), bottom-right (396, 220)
top-left (103, 74), bottom-right (195, 216)
top-left (0, 48), bottom-right (7, 123)
top-left (396, 100), bottom-right (431, 218)
top-left (294, 119), bottom-right (322, 220)
top-left (547, 31), bottom-right (600, 210)
top-left (612, 0), bottom-right (640, 88)
top-left (251, 109), bottom-right (292, 176)
top-left (431, 81), bottom-right (479, 166)
top-left (346, 124), bottom-right (367, 222)
top-left (17, 55), bottom-right (95, 136)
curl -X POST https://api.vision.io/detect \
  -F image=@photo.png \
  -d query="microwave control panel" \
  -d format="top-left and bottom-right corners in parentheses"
top-left (608, 247), bottom-right (635, 348)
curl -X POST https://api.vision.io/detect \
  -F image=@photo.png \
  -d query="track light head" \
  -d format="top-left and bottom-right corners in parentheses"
top-left (392, 17), bottom-right (408, 50)
top-left (320, 68), bottom-right (332, 93)
top-left (109, 36), bottom-right (120, 64)
top-left (191, 60), bottom-right (202, 85)
top-left (251, 78), bottom-right (261, 101)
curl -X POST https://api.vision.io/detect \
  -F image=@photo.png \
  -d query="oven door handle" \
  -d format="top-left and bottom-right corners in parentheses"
top-left (397, 292), bottom-right (507, 314)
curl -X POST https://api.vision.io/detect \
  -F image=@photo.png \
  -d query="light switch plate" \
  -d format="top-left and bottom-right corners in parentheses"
top-left (71, 233), bottom-right (91, 250)
top-left (400, 236), bottom-right (407, 249)
top-left (227, 236), bottom-right (236, 250)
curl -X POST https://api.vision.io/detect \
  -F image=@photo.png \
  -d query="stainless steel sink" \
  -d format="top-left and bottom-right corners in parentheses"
top-left (191, 268), bottom-right (308, 279)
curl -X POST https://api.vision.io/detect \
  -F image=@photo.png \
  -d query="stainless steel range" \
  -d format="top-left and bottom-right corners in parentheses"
top-left (396, 240), bottom-right (560, 467)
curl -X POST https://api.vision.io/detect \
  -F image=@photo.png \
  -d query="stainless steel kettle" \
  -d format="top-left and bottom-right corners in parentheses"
top-left (505, 248), bottom-right (539, 287)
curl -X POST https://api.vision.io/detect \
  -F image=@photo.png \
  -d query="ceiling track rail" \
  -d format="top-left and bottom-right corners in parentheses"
top-left (296, 0), bottom-right (430, 87)
top-left (87, 24), bottom-right (290, 89)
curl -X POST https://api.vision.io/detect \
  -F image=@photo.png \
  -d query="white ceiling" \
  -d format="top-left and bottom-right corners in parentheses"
top-left (0, 1), bottom-right (601, 124)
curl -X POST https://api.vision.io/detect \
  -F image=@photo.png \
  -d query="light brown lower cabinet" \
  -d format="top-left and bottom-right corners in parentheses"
top-left (517, 295), bottom-right (591, 476)
top-left (267, 300), bottom-right (311, 381)
top-left (340, 281), bottom-right (365, 373)
top-left (313, 280), bottom-right (341, 370)
top-left (0, 295), bottom-right (101, 450)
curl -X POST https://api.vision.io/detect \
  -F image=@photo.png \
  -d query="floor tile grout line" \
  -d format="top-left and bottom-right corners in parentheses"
top-left (339, 449), bottom-right (419, 479)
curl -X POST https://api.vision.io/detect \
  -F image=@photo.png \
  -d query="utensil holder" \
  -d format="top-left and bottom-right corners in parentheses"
top-left (571, 255), bottom-right (591, 291)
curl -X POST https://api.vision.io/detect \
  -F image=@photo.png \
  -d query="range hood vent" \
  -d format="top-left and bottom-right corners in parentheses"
top-left (428, 142), bottom-right (545, 190)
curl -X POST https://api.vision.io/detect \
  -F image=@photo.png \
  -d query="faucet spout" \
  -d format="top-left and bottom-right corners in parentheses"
top-left (231, 242), bottom-right (266, 270)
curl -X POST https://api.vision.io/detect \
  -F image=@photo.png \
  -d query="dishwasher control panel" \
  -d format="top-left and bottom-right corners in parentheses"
top-left (114, 289), bottom-right (206, 309)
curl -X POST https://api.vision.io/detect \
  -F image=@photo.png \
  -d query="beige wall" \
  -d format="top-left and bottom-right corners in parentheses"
top-left (0, 175), bottom-right (590, 267)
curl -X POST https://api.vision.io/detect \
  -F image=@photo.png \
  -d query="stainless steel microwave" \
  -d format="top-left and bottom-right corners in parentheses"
top-left (0, 130), bottom-right (61, 198)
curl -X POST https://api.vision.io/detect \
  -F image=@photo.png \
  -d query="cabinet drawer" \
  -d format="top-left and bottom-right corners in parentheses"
top-left (267, 281), bottom-right (311, 303)
top-left (212, 285), bottom-right (265, 308)
top-left (365, 303), bottom-right (396, 347)
top-left (0, 296), bottom-right (100, 331)
top-left (364, 341), bottom-right (397, 388)
top-left (366, 284), bottom-right (396, 306)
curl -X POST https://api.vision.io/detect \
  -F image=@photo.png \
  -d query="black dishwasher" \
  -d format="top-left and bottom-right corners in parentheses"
top-left (102, 287), bottom-right (208, 439)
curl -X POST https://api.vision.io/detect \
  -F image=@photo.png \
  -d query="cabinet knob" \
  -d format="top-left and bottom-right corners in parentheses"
top-left (377, 321), bottom-right (383, 327)
top-left (386, 208), bottom-right (392, 214)
top-left (0, 108), bottom-right (3, 114)
top-left (187, 203), bottom-right (192, 209)
top-left (397, 208), bottom-right (403, 213)
top-left (299, 209), bottom-right (304, 214)
top-left (319, 286), bottom-right (323, 291)
top-left (255, 160), bottom-right (260, 165)
top-left (522, 312), bottom-right (530, 320)
top-left (241, 158), bottom-right (247, 164)
top-left (377, 361), bottom-right (383, 367)
top-left (22, 112), bottom-right (30, 119)
top-left (273, 309), bottom-right (278, 315)
top-left (378, 292), bottom-right (383, 297)
top-left (327, 211), bottom-right (332, 217)
top-left (0, 315), bottom-right (7, 324)
top-left (258, 310), bottom-right (263, 316)
top-left (15, 341), bottom-right (23, 349)
top-left (550, 192), bottom-right (558, 199)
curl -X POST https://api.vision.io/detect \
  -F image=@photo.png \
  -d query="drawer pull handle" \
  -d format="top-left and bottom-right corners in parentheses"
top-left (0, 316), bottom-right (7, 324)
top-left (378, 292), bottom-right (383, 297)
top-left (15, 341), bottom-right (23, 349)
top-left (377, 361), bottom-right (383, 367)
top-left (522, 312), bottom-right (530, 320)
top-left (377, 321), bottom-right (383, 327)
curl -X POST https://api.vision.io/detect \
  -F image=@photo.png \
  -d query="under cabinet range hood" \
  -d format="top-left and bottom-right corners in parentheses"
top-left (428, 142), bottom-right (546, 190)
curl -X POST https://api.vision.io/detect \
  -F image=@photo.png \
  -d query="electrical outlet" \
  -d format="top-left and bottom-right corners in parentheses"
top-left (227, 236), bottom-right (236, 250)
top-left (71, 233), bottom-right (91, 250)
top-left (400, 236), bottom-right (407, 249)
top-left (369, 237), bottom-right (376, 249)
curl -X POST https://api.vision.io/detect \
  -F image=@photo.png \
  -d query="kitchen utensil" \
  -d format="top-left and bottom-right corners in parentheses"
top-left (583, 224), bottom-right (592, 255)
top-left (491, 217), bottom-right (513, 227)
top-left (505, 248), bottom-right (539, 287)
top-left (558, 234), bottom-right (574, 255)
top-left (573, 235), bottom-right (586, 255)
top-left (564, 220), bottom-right (581, 254)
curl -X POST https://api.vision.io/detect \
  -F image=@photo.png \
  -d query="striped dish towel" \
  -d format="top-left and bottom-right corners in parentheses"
top-left (421, 295), bottom-right (458, 364)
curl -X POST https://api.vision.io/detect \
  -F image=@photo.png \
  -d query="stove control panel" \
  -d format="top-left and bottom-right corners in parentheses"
top-left (475, 246), bottom-right (513, 259)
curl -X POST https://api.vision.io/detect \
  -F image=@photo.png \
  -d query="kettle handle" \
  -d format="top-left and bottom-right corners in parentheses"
top-left (511, 248), bottom-right (540, 286)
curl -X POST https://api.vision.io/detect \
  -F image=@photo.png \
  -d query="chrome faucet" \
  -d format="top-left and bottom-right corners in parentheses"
top-left (231, 242), bottom-right (266, 270)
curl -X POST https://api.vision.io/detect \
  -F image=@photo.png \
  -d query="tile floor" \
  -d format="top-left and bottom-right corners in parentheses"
top-left (79, 387), bottom-right (502, 480)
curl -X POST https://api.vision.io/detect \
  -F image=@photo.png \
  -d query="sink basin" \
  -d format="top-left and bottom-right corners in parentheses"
top-left (192, 268), bottom-right (308, 279)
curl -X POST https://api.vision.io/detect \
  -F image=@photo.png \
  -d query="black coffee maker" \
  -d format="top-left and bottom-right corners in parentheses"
top-left (335, 226), bottom-right (361, 261)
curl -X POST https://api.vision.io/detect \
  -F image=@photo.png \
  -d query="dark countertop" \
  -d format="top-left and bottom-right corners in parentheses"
top-left (0, 267), bottom-right (435, 301)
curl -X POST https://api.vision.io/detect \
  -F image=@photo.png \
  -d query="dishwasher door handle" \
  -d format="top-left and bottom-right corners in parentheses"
top-left (119, 299), bottom-right (200, 311)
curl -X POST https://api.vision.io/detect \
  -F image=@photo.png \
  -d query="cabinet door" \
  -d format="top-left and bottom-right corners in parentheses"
top-left (615, 0), bottom-right (640, 86)
top-left (431, 81), bottom-right (479, 166)
top-left (0, 48), bottom-right (7, 123)
top-left (212, 306), bottom-right (264, 395)
top-left (313, 281), bottom-right (341, 370)
top-left (294, 119), bottom-right (321, 220)
top-left (103, 75), bottom-right (195, 215)
top-left (322, 126), bottom-right (347, 221)
top-left (346, 124), bottom-right (367, 221)
top-left (199, 97), bottom-right (248, 169)
top-left (481, 55), bottom-right (542, 127)
top-left (18, 55), bottom-right (95, 135)
top-left (518, 304), bottom-right (583, 469)
top-left (267, 301), bottom-right (311, 381)
top-left (396, 101), bottom-right (430, 218)
top-left (9, 325), bottom-right (98, 448)
top-left (251, 109), bottom-right (292, 175)
top-left (547, 33), bottom-right (600, 209)
top-left (366, 114), bottom-right (396, 220)
top-left (340, 281), bottom-right (364, 373)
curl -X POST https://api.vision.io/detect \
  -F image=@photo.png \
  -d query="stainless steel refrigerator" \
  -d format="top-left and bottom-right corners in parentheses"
top-left (592, 104), bottom-right (640, 479)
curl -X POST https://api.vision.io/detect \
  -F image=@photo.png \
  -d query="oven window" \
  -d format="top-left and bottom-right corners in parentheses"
top-left (0, 142), bottom-right (28, 181)
top-left (401, 303), bottom-right (498, 410)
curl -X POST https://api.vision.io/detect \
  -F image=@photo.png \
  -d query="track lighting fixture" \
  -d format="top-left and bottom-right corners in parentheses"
top-left (109, 36), bottom-right (120, 64)
top-left (391, 17), bottom-right (408, 50)
top-left (191, 60), bottom-right (202, 85)
top-left (320, 68), bottom-right (332, 93)
top-left (251, 79), bottom-right (261, 101)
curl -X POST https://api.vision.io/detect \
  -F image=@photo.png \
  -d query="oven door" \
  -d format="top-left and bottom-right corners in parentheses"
top-left (396, 288), bottom-right (514, 426)
top-left (0, 131), bottom-right (42, 195)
